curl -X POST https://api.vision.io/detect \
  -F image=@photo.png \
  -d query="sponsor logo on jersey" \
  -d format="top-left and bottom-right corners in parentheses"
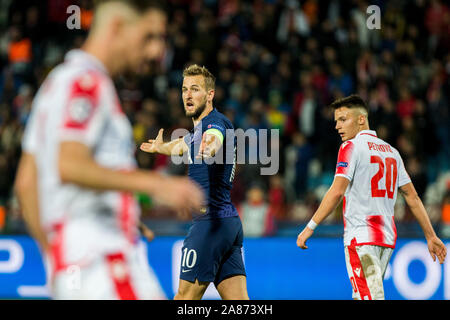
top-left (337, 161), bottom-right (348, 168)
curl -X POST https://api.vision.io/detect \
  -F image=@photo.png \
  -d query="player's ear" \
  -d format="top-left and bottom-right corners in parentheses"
top-left (358, 114), bottom-right (366, 125)
top-left (207, 89), bottom-right (215, 103)
top-left (109, 14), bottom-right (126, 36)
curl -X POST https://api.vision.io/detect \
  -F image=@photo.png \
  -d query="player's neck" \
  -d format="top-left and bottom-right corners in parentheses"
top-left (359, 124), bottom-right (370, 132)
top-left (80, 36), bottom-right (116, 76)
top-left (356, 125), bottom-right (371, 136)
top-left (192, 104), bottom-right (214, 127)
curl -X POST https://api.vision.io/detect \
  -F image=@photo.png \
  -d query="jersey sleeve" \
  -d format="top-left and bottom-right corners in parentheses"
top-left (204, 121), bottom-right (227, 144)
top-left (397, 155), bottom-right (412, 187)
top-left (335, 140), bottom-right (358, 181)
top-left (22, 106), bottom-right (39, 154)
top-left (58, 71), bottom-right (107, 148)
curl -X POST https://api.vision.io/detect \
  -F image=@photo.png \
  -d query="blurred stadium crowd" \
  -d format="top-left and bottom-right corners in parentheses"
top-left (0, 0), bottom-right (449, 237)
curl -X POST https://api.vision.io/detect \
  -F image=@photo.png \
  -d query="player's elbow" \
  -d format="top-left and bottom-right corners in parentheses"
top-left (400, 183), bottom-right (421, 206)
top-left (333, 190), bottom-right (345, 201)
top-left (404, 190), bottom-right (421, 207)
top-left (58, 141), bottom-right (91, 184)
top-left (329, 186), bottom-right (345, 200)
top-left (58, 157), bottom-right (76, 183)
top-left (14, 173), bottom-right (31, 197)
top-left (14, 156), bottom-right (36, 197)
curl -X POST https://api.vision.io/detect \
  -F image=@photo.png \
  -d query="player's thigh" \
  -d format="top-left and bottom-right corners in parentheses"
top-left (174, 279), bottom-right (209, 300)
top-left (214, 220), bottom-right (247, 299)
top-left (380, 247), bottom-right (393, 279)
top-left (344, 244), bottom-right (385, 300)
top-left (127, 241), bottom-right (167, 300)
top-left (180, 218), bottom-right (237, 284)
top-left (52, 256), bottom-right (117, 299)
top-left (216, 275), bottom-right (249, 300)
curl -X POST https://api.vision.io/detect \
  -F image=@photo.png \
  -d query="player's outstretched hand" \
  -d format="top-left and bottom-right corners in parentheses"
top-left (297, 227), bottom-right (314, 249)
top-left (140, 128), bottom-right (164, 153)
top-left (427, 236), bottom-right (447, 264)
top-left (139, 222), bottom-right (155, 242)
top-left (151, 176), bottom-right (204, 213)
top-left (196, 132), bottom-right (221, 159)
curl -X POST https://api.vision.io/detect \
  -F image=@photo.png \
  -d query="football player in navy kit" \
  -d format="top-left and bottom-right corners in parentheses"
top-left (140, 64), bottom-right (248, 300)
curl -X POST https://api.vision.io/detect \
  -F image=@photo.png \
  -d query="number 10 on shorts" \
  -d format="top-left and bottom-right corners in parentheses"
top-left (181, 248), bottom-right (197, 269)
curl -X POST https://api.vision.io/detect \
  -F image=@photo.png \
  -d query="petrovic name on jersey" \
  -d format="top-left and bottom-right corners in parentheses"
top-left (367, 142), bottom-right (393, 153)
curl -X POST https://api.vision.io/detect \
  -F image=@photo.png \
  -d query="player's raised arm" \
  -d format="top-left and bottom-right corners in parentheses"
top-left (140, 128), bottom-right (188, 156)
top-left (399, 182), bottom-right (447, 264)
top-left (297, 176), bottom-right (349, 249)
top-left (14, 152), bottom-right (49, 252)
top-left (196, 130), bottom-right (223, 159)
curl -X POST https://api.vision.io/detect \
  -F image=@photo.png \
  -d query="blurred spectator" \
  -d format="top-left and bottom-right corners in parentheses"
top-left (0, 0), bottom-right (449, 236)
top-left (268, 174), bottom-right (285, 221)
top-left (441, 189), bottom-right (450, 238)
top-left (396, 88), bottom-right (416, 119)
top-left (277, 0), bottom-right (310, 44)
top-left (284, 132), bottom-right (313, 201)
top-left (238, 185), bottom-right (274, 237)
top-left (8, 27), bottom-right (32, 65)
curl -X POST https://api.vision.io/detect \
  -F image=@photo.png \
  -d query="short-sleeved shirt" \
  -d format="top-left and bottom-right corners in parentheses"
top-left (335, 130), bottom-right (411, 248)
top-left (22, 49), bottom-right (140, 265)
top-left (183, 108), bottom-right (238, 220)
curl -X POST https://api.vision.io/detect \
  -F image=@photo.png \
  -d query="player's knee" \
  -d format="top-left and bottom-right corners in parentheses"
top-left (174, 280), bottom-right (206, 300)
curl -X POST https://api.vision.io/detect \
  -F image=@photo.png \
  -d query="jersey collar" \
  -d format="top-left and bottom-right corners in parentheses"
top-left (193, 108), bottom-right (217, 131)
top-left (64, 49), bottom-right (108, 75)
top-left (356, 129), bottom-right (377, 138)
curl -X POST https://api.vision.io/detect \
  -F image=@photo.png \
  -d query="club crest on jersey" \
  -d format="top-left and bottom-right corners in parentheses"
top-left (67, 97), bottom-right (93, 123)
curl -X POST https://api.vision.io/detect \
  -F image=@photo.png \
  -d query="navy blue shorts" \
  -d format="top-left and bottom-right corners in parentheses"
top-left (179, 216), bottom-right (246, 286)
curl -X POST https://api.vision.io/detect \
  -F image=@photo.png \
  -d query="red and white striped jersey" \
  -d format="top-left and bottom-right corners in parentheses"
top-left (22, 50), bottom-right (140, 267)
top-left (335, 130), bottom-right (411, 248)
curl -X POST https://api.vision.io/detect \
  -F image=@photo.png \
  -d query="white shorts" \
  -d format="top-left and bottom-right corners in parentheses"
top-left (48, 241), bottom-right (166, 300)
top-left (344, 239), bottom-right (393, 300)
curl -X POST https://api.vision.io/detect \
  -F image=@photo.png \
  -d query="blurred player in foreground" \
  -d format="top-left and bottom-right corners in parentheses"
top-left (296, 95), bottom-right (447, 300)
top-left (14, 0), bottom-right (204, 299)
top-left (140, 64), bottom-right (249, 300)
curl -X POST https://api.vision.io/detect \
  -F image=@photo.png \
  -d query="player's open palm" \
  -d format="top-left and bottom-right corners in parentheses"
top-left (140, 128), bottom-right (164, 153)
top-left (196, 132), bottom-right (220, 159)
top-left (427, 236), bottom-right (447, 264)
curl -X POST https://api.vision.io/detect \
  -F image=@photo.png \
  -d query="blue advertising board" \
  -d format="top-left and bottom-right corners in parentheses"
top-left (0, 235), bottom-right (448, 299)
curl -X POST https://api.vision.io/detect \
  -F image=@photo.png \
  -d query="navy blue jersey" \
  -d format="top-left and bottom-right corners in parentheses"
top-left (184, 108), bottom-right (238, 220)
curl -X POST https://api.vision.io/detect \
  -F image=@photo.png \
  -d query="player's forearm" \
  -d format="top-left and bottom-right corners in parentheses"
top-left (311, 187), bottom-right (344, 225)
top-left (59, 156), bottom-right (163, 194)
top-left (404, 193), bottom-right (436, 239)
top-left (400, 183), bottom-right (437, 240)
top-left (14, 156), bottom-right (49, 251)
top-left (16, 187), bottom-right (49, 251)
top-left (158, 139), bottom-right (185, 156)
top-left (59, 141), bottom-right (167, 194)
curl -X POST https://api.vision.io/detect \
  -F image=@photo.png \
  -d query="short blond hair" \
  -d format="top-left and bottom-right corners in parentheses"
top-left (182, 64), bottom-right (216, 91)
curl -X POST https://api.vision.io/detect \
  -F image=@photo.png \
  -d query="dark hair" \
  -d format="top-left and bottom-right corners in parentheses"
top-left (330, 94), bottom-right (368, 113)
top-left (93, 0), bottom-right (167, 15)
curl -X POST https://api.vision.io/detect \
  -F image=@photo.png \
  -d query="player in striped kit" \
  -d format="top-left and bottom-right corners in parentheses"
top-left (14, 0), bottom-right (204, 299)
top-left (297, 94), bottom-right (446, 300)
